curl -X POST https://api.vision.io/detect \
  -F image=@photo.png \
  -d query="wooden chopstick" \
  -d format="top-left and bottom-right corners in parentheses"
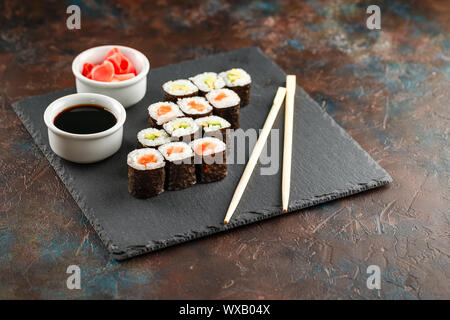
top-left (224, 87), bottom-right (287, 224)
top-left (282, 75), bottom-right (296, 212)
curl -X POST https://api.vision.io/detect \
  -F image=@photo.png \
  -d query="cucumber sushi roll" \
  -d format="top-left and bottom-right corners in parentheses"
top-left (189, 72), bottom-right (225, 96)
top-left (195, 115), bottom-right (231, 145)
top-left (206, 88), bottom-right (240, 129)
top-left (137, 128), bottom-right (171, 148)
top-left (162, 79), bottom-right (198, 102)
top-left (148, 102), bottom-right (184, 129)
top-left (190, 137), bottom-right (227, 183)
top-left (177, 96), bottom-right (213, 119)
top-left (163, 117), bottom-right (200, 143)
top-left (127, 148), bottom-right (165, 198)
top-left (219, 68), bottom-right (251, 106)
top-left (158, 142), bottom-right (196, 190)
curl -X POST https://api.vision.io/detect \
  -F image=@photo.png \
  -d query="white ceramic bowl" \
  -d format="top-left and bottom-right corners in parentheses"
top-left (72, 45), bottom-right (150, 108)
top-left (44, 93), bottom-right (126, 164)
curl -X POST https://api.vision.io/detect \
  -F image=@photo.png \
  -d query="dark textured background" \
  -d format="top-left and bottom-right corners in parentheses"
top-left (0, 0), bottom-right (449, 299)
top-left (12, 47), bottom-right (392, 260)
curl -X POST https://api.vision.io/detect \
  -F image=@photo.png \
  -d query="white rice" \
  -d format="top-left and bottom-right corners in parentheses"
top-left (148, 102), bottom-right (184, 126)
top-left (163, 117), bottom-right (199, 138)
top-left (127, 148), bottom-right (165, 171)
top-left (195, 115), bottom-right (231, 133)
top-left (177, 97), bottom-right (213, 115)
top-left (158, 142), bottom-right (193, 162)
top-left (162, 79), bottom-right (198, 96)
top-left (189, 72), bottom-right (225, 92)
top-left (190, 137), bottom-right (226, 156)
top-left (219, 68), bottom-right (251, 87)
top-left (137, 128), bottom-right (171, 147)
top-left (206, 88), bottom-right (240, 109)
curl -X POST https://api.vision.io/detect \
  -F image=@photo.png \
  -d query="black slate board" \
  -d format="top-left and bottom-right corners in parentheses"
top-left (12, 47), bottom-right (392, 260)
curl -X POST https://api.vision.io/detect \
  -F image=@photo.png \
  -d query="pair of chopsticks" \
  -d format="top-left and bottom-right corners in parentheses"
top-left (224, 75), bottom-right (296, 223)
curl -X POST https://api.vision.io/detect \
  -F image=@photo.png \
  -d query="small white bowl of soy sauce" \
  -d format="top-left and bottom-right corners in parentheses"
top-left (44, 93), bottom-right (126, 163)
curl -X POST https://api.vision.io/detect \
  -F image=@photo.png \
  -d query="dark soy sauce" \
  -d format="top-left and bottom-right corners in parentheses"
top-left (54, 104), bottom-right (117, 134)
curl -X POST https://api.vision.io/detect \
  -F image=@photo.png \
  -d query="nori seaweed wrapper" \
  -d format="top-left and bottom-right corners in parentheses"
top-left (184, 109), bottom-right (212, 120)
top-left (213, 104), bottom-right (240, 129)
top-left (147, 115), bottom-right (163, 129)
top-left (164, 91), bottom-right (198, 103)
top-left (128, 166), bottom-right (165, 198)
top-left (228, 83), bottom-right (251, 107)
top-left (195, 151), bottom-right (228, 183)
top-left (164, 156), bottom-right (196, 190)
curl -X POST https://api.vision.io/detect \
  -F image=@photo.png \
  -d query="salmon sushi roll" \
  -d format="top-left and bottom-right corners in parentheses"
top-left (163, 117), bottom-right (200, 143)
top-left (137, 128), bottom-right (171, 149)
top-left (190, 137), bottom-right (227, 183)
top-left (162, 79), bottom-right (198, 102)
top-left (177, 96), bottom-right (213, 119)
top-left (194, 115), bottom-right (231, 145)
top-left (127, 148), bottom-right (165, 198)
top-left (158, 142), bottom-right (196, 190)
top-left (219, 68), bottom-right (251, 107)
top-left (148, 102), bottom-right (184, 129)
top-left (189, 72), bottom-right (225, 96)
top-left (206, 88), bottom-right (240, 129)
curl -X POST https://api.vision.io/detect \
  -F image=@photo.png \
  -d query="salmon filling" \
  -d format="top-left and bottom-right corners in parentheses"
top-left (157, 105), bottom-right (173, 117)
top-left (166, 146), bottom-right (185, 156)
top-left (188, 101), bottom-right (206, 112)
top-left (214, 92), bottom-right (228, 101)
top-left (138, 154), bottom-right (157, 165)
top-left (195, 142), bottom-right (216, 155)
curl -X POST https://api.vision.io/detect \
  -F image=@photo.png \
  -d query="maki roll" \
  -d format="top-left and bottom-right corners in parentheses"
top-left (206, 88), bottom-right (240, 129)
top-left (219, 68), bottom-right (251, 107)
top-left (158, 142), bottom-right (196, 190)
top-left (127, 148), bottom-right (165, 198)
top-left (163, 117), bottom-right (200, 143)
top-left (189, 72), bottom-right (225, 96)
top-left (148, 101), bottom-right (183, 129)
top-left (137, 128), bottom-right (171, 148)
top-left (195, 115), bottom-right (231, 145)
top-left (190, 137), bottom-right (227, 183)
top-left (177, 96), bottom-right (213, 119)
top-left (162, 79), bottom-right (198, 102)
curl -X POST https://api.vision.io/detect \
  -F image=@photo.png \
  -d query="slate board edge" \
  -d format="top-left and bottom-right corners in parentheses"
top-left (11, 47), bottom-right (393, 261)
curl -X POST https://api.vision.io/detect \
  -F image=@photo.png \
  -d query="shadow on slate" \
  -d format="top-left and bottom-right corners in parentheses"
top-left (12, 47), bottom-right (392, 260)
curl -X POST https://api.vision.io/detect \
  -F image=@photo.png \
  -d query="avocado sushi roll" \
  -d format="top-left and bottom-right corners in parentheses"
top-left (127, 148), bottom-right (165, 198)
top-left (163, 117), bottom-right (200, 143)
top-left (190, 137), bottom-right (227, 183)
top-left (158, 142), bottom-right (196, 191)
top-left (162, 79), bottom-right (198, 102)
top-left (219, 68), bottom-right (251, 107)
top-left (148, 102), bottom-right (184, 129)
top-left (137, 128), bottom-right (171, 148)
top-left (177, 96), bottom-right (213, 119)
top-left (189, 72), bottom-right (225, 96)
top-left (206, 88), bottom-right (240, 129)
top-left (194, 115), bottom-right (231, 145)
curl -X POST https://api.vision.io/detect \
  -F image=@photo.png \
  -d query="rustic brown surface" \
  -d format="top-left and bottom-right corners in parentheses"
top-left (0, 0), bottom-right (449, 299)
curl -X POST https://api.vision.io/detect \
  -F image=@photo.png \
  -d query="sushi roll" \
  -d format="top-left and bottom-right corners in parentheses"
top-left (177, 96), bottom-right (213, 119)
top-left (219, 68), bottom-right (251, 106)
top-left (206, 88), bottom-right (240, 129)
top-left (148, 102), bottom-right (184, 129)
top-left (163, 117), bottom-right (200, 143)
top-left (127, 148), bottom-right (165, 198)
top-left (195, 115), bottom-right (231, 145)
top-left (158, 142), bottom-right (196, 190)
top-left (190, 137), bottom-right (227, 183)
top-left (137, 128), bottom-right (171, 148)
top-left (162, 79), bottom-right (198, 102)
top-left (189, 72), bottom-right (225, 96)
